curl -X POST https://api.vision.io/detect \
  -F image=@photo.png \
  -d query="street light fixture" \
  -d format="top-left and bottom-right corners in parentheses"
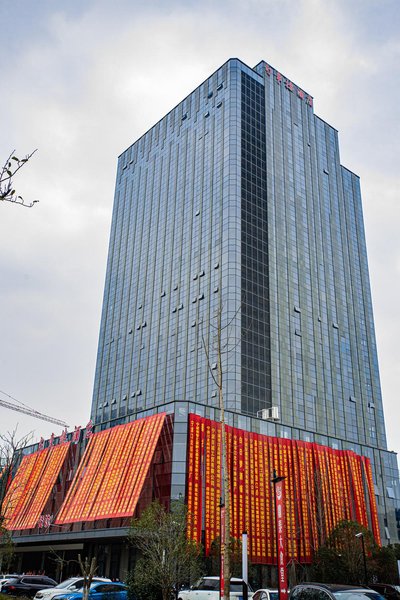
top-left (355, 532), bottom-right (368, 585)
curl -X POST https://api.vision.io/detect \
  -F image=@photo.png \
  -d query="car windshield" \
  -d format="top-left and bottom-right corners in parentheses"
top-left (5, 579), bottom-right (19, 584)
top-left (334, 593), bottom-right (385, 600)
top-left (269, 593), bottom-right (279, 600)
top-left (54, 580), bottom-right (80, 589)
top-left (231, 583), bottom-right (245, 593)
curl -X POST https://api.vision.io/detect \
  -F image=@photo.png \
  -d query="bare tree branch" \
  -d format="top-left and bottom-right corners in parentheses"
top-left (0, 149), bottom-right (39, 208)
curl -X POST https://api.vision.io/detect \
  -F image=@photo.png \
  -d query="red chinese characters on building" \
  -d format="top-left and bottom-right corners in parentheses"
top-left (85, 420), bottom-right (94, 439)
top-left (264, 62), bottom-right (313, 108)
top-left (72, 426), bottom-right (81, 444)
top-left (285, 79), bottom-right (294, 92)
top-left (60, 428), bottom-right (68, 444)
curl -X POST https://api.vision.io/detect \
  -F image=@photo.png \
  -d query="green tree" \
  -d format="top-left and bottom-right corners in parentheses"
top-left (369, 544), bottom-right (399, 583)
top-left (128, 501), bottom-right (203, 600)
top-left (0, 149), bottom-right (38, 207)
top-left (311, 520), bottom-right (377, 585)
top-left (0, 428), bottom-right (32, 572)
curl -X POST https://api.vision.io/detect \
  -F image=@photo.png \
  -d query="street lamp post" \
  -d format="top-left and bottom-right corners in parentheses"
top-left (355, 532), bottom-right (368, 585)
top-left (271, 469), bottom-right (288, 600)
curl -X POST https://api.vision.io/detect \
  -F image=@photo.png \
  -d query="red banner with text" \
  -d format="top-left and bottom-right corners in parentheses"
top-left (186, 414), bottom-right (381, 564)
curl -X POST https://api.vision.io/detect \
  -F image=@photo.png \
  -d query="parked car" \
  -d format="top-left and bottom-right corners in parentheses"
top-left (178, 576), bottom-right (253, 600)
top-left (34, 577), bottom-right (112, 600)
top-left (2, 575), bottom-right (58, 597)
top-left (368, 585), bottom-right (400, 600)
top-left (0, 573), bottom-right (17, 592)
top-left (290, 583), bottom-right (386, 600)
top-left (253, 589), bottom-right (278, 600)
top-left (0, 575), bottom-right (19, 592)
top-left (52, 581), bottom-right (128, 600)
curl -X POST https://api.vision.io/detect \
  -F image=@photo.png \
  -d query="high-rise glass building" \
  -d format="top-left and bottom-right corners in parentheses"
top-left (90, 58), bottom-right (399, 540)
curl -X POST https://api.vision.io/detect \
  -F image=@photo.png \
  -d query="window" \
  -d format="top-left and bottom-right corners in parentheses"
top-left (387, 487), bottom-right (396, 499)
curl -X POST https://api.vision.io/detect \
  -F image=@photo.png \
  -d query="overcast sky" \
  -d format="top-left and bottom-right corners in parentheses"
top-left (1, 0), bottom-right (399, 462)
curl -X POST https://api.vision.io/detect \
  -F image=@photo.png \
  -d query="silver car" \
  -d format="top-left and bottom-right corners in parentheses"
top-left (34, 577), bottom-right (111, 600)
top-left (178, 576), bottom-right (253, 600)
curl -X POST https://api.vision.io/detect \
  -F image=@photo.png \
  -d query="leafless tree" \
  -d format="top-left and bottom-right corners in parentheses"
top-left (78, 555), bottom-right (98, 600)
top-left (202, 302), bottom-right (243, 600)
top-left (0, 428), bottom-right (32, 571)
top-left (0, 149), bottom-right (38, 207)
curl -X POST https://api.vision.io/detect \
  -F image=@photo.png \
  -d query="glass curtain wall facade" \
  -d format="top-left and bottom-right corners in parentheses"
top-left (91, 58), bottom-right (399, 540)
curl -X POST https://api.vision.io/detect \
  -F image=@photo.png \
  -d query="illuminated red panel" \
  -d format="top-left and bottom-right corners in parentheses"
top-left (55, 413), bottom-right (165, 524)
top-left (186, 414), bottom-right (381, 564)
top-left (4, 443), bottom-right (70, 531)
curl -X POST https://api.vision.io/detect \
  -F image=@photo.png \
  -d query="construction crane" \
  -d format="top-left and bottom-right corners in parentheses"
top-left (0, 389), bottom-right (68, 428)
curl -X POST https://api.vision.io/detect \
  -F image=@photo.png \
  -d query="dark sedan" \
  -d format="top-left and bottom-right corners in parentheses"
top-left (2, 575), bottom-right (58, 597)
top-left (290, 583), bottom-right (386, 600)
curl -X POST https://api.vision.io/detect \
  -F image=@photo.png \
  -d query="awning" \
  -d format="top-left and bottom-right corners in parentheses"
top-left (4, 442), bottom-right (70, 531)
top-left (55, 412), bottom-right (165, 524)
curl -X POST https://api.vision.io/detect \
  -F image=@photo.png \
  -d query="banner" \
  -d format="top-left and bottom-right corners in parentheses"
top-left (4, 443), bottom-right (70, 531)
top-left (56, 413), bottom-right (166, 524)
top-left (220, 505), bottom-right (225, 600)
top-left (186, 414), bottom-right (381, 565)
top-left (275, 479), bottom-right (289, 600)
